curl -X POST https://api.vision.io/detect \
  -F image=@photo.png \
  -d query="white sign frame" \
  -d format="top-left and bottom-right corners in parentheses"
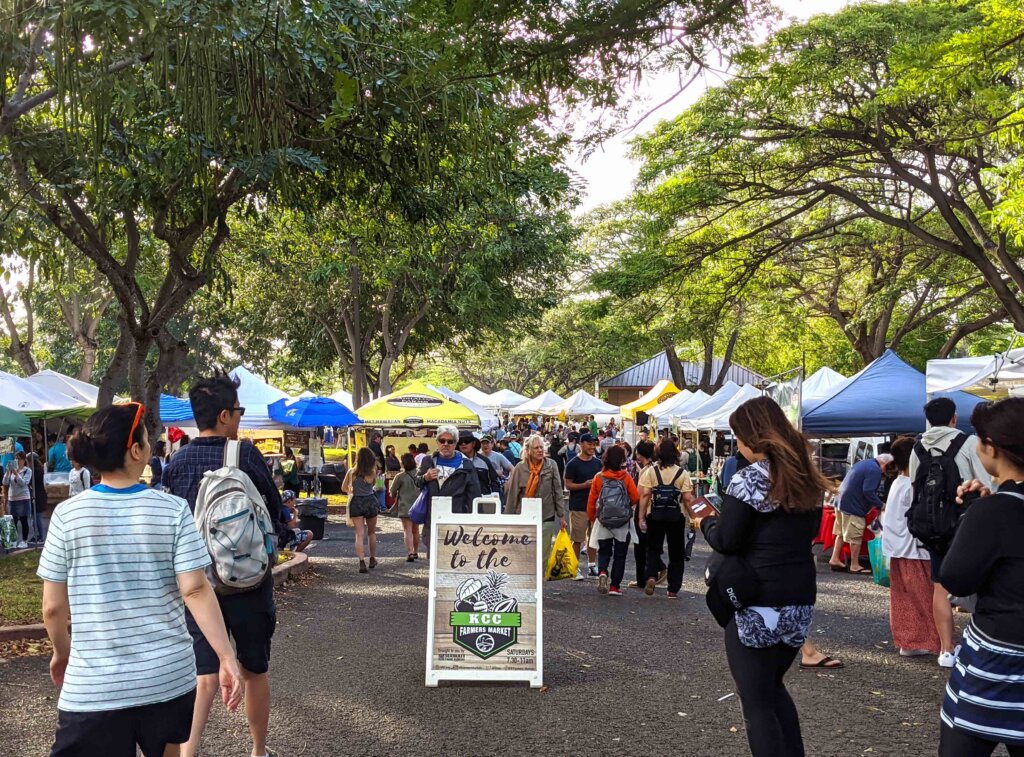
top-left (425, 495), bottom-right (544, 688)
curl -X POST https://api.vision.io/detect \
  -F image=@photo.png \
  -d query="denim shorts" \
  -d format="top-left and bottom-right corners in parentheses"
top-left (8, 499), bottom-right (31, 517)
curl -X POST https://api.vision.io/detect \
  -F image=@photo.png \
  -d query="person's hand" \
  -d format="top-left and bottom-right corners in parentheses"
top-left (49, 653), bottom-right (68, 687)
top-left (690, 516), bottom-right (704, 531)
top-left (638, 517), bottom-right (647, 533)
top-left (219, 656), bottom-right (245, 712)
top-left (559, 517), bottom-right (568, 532)
top-left (424, 468), bottom-right (439, 482)
top-left (956, 479), bottom-right (991, 505)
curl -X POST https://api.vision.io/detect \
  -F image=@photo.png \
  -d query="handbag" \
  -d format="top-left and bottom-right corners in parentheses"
top-left (704, 551), bottom-right (760, 628)
top-left (408, 487), bottom-right (430, 525)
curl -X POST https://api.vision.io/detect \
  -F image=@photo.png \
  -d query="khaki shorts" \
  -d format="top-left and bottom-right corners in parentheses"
top-left (833, 511), bottom-right (866, 543)
top-left (569, 511), bottom-right (591, 544)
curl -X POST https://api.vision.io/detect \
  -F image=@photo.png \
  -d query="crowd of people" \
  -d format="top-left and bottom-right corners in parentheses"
top-left (8, 367), bottom-right (1024, 757)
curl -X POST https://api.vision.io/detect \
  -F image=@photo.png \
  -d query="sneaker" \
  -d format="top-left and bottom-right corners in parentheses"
top-left (15, 540), bottom-right (27, 549)
top-left (666, 591), bottom-right (678, 599)
top-left (656, 569), bottom-right (668, 586)
top-left (573, 568), bottom-right (586, 581)
top-left (608, 587), bottom-right (622, 596)
top-left (626, 580), bottom-right (640, 588)
top-left (588, 565), bottom-right (600, 578)
top-left (899, 648), bottom-right (932, 657)
top-left (938, 645), bottom-right (962, 668)
top-left (644, 578), bottom-right (656, 596)
top-left (598, 572), bottom-right (609, 594)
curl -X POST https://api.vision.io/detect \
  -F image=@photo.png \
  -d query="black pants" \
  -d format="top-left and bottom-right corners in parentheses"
top-left (645, 518), bottom-right (685, 592)
top-left (724, 618), bottom-right (804, 757)
top-left (633, 510), bottom-right (663, 583)
top-left (14, 514), bottom-right (29, 540)
top-left (597, 534), bottom-right (630, 589)
top-left (940, 722), bottom-right (1024, 756)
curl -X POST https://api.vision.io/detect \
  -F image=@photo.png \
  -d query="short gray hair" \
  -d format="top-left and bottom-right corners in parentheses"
top-left (436, 425), bottom-right (459, 442)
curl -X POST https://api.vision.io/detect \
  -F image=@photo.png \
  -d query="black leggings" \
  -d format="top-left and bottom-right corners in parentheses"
top-left (14, 515), bottom-right (29, 541)
top-left (724, 617), bottom-right (804, 757)
top-left (940, 722), bottom-right (1024, 756)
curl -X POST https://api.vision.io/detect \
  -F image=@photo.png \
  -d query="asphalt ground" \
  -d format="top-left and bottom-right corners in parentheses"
top-left (0, 515), bottom-right (994, 757)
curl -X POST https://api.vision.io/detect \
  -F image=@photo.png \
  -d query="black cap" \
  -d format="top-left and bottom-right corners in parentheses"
top-left (578, 432), bottom-right (596, 443)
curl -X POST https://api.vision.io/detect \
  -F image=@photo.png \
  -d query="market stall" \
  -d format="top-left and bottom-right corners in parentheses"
top-left (457, 386), bottom-right (493, 407)
top-left (510, 390), bottom-right (565, 417)
top-left (926, 347), bottom-right (1024, 399)
top-left (619, 379), bottom-right (682, 443)
top-left (545, 389), bottom-right (618, 419)
top-left (802, 366), bottom-right (846, 400)
top-left (229, 365), bottom-right (292, 429)
top-left (648, 389), bottom-right (709, 431)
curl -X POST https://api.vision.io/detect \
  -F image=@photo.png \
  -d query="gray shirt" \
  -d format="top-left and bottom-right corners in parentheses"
top-left (3, 465), bottom-right (32, 501)
top-left (481, 450), bottom-right (513, 476)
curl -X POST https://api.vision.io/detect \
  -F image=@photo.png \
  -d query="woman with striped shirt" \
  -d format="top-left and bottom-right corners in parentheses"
top-left (38, 403), bottom-right (243, 757)
top-left (939, 397), bottom-right (1024, 757)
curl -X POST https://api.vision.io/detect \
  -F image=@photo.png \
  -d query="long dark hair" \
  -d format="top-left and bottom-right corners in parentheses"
top-left (354, 447), bottom-right (378, 480)
top-left (68, 404), bottom-right (146, 473)
top-left (728, 396), bottom-right (835, 512)
top-left (603, 445), bottom-right (626, 472)
top-left (972, 397), bottom-right (1024, 469)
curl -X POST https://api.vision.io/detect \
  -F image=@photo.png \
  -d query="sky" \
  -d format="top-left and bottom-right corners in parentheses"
top-left (568, 0), bottom-right (853, 212)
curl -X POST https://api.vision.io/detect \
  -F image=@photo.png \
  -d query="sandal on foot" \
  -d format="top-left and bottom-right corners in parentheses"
top-left (800, 655), bottom-right (844, 670)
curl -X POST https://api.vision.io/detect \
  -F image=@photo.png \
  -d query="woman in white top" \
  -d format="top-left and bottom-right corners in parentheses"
top-left (881, 436), bottom-right (941, 657)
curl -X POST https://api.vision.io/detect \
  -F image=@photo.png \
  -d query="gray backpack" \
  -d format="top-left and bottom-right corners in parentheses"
top-left (597, 477), bottom-right (632, 529)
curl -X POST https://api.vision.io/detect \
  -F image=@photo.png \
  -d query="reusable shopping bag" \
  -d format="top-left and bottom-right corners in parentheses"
top-left (545, 527), bottom-right (578, 581)
top-left (868, 537), bottom-right (890, 588)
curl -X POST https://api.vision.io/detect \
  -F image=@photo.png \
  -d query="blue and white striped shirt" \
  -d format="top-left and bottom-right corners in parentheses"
top-left (37, 483), bottom-right (211, 712)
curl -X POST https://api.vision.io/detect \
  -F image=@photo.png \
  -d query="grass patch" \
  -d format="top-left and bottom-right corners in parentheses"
top-left (0, 550), bottom-right (43, 625)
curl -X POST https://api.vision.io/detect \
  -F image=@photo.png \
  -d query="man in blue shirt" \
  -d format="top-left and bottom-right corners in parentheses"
top-left (829, 454), bottom-right (892, 574)
top-left (48, 433), bottom-right (72, 473)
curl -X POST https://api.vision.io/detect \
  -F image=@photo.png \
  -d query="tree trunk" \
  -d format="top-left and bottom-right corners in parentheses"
top-left (76, 336), bottom-right (98, 383)
top-left (713, 329), bottom-right (740, 391)
top-left (662, 340), bottom-right (688, 389)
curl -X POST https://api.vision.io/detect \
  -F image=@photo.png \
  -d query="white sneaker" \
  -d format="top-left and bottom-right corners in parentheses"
top-left (899, 648), bottom-right (932, 657)
top-left (572, 568), bottom-right (585, 581)
top-left (15, 540), bottom-right (27, 549)
top-left (938, 645), bottom-right (962, 668)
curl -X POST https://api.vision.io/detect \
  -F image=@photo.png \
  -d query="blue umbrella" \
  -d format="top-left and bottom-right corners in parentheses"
top-left (268, 397), bottom-right (361, 428)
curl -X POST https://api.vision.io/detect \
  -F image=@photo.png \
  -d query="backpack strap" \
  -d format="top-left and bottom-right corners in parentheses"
top-left (669, 466), bottom-right (685, 486)
top-left (224, 440), bottom-right (241, 469)
top-left (946, 433), bottom-right (969, 459)
top-left (913, 441), bottom-right (930, 464)
top-left (654, 465), bottom-right (664, 486)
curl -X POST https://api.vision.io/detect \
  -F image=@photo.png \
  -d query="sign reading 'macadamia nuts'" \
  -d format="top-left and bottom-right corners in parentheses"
top-left (425, 496), bottom-right (544, 687)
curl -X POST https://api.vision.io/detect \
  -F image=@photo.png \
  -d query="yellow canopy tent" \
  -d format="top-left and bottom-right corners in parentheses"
top-left (354, 381), bottom-right (482, 427)
top-left (620, 379), bottom-right (681, 421)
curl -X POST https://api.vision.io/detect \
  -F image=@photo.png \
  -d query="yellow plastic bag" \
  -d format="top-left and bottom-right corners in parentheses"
top-left (546, 527), bottom-right (578, 581)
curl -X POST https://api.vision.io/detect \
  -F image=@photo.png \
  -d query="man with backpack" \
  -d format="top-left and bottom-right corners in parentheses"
top-left (907, 397), bottom-right (992, 668)
top-left (163, 373), bottom-right (283, 757)
top-left (637, 439), bottom-right (697, 598)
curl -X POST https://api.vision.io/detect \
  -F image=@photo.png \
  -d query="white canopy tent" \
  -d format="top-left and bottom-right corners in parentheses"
top-left (926, 348), bottom-right (1024, 399)
top-left (26, 370), bottom-right (102, 406)
top-left (430, 385), bottom-right (500, 430)
top-left (546, 390), bottom-right (619, 418)
top-left (230, 366), bottom-right (292, 429)
top-left (649, 390), bottom-right (708, 430)
top-left (685, 384), bottom-right (763, 432)
top-left (675, 382), bottom-right (743, 431)
top-left (328, 388), bottom-right (354, 410)
top-left (802, 367), bottom-right (847, 400)
top-left (457, 386), bottom-right (493, 406)
top-left (0, 370), bottom-right (90, 419)
top-left (486, 389), bottom-right (531, 411)
top-left (510, 390), bottom-right (565, 416)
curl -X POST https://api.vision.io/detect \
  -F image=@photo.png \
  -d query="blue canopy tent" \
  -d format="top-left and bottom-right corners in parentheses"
top-left (160, 394), bottom-right (195, 424)
top-left (802, 350), bottom-right (985, 436)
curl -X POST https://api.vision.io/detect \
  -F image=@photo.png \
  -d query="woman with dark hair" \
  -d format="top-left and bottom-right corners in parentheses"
top-left (586, 445), bottom-right (639, 596)
top-left (342, 447), bottom-right (381, 573)
top-left (693, 396), bottom-right (833, 757)
top-left (638, 439), bottom-right (696, 599)
top-left (390, 453), bottom-right (421, 561)
top-left (3, 450), bottom-right (32, 548)
top-left (37, 403), bottom-right (242, 756)
top-left (881, 436), bottom-right (940, 658)
top-left (939, 397), bottom-right (1024, 757)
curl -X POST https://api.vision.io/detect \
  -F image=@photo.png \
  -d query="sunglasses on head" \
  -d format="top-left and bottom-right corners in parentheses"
top-left (126, 402), bottom-right (145, 450)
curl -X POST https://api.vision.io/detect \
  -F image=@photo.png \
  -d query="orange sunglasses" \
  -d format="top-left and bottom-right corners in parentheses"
top-left (126, 402), bottom-right (145, 450)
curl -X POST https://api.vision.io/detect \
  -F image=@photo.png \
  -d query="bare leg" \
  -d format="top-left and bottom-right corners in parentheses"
top-left (164, 745), bottom-right (181, 757)
top-left (181, 674), bottom-right (218, 757)
top-left (402, 519), bottom-right (416, 555)
top-left (847, 539), bottom-right (864, 571)
top-left (352, 517), bottom-right (366, 560)
top-left (242, 670), bottom-right (270, 757)
top-left (413, 523), bottom-right (421, 554)
top-left (366, 516), bottom-right (378, 558)
top-left (829, 538), bottom-right (847, 568)
top-left (933, 582), bottom-right (955, 653)
top-left (801, 638), bottom-right (843, 668)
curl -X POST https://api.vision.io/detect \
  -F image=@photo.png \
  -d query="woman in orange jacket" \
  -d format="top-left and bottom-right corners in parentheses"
top-left (587, 445), bottom-right (640, 596)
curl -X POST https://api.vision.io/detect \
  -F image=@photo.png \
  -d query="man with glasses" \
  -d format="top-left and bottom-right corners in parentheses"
top-left (163, 373), bottom-right (283, 757)
top-left (415, 425), bottom-right (482, 517)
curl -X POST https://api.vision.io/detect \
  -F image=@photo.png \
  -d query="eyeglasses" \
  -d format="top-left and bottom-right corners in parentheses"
top-left (229, 406), bottom-right (246, 417)
top-left (437, 438), bottom-right (455, 445)
top-left (126, 402), bottom-right (145, 450)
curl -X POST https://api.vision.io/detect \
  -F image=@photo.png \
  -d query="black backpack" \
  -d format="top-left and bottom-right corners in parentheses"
top-left (650, 466), bottom-right (685, 523)
top-left (907, 434), bottom-right (969, 552)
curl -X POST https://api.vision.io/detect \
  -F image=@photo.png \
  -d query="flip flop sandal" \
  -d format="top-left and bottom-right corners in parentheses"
top-left (800, 655), bottom-right (845, 670)
top-left (829, 564), bottom-right (849, 572)
top-left (848, 567), bottom-right (871, 575)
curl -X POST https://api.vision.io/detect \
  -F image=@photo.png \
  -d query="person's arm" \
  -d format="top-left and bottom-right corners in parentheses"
top-left (964, 438), bottom-right (994, 491)
top-left (465, 461), bottom-right (483, 504)
top-left (242, 444), bottom-right (282, 520)
top-left (42, 581), bottom-right (71, 686)
top-left (505, 465), bottom-right (523, 514)
top-left (587, 476), bottom-right (602, 522)
top-left (342, 467), bottom-right (354, 494)
top-left (625, 474), bottom-right (640, 505)
top-left (940, 500), bottom-right (1001, 598)
top-left (82, 468), bottom-right (91, 489)
top-left (47, 447), bottom-right (58, 470)
top-left (550, 461), bottom-right (566, 519)
top-left (176, 569), bottom-right (244, 711)
top-left (390, 474), bottom-right (403, 498)
top-left (19, 467), bottom-right (32, 487)
top-left (638, 486), bottom-right (652, 522)
top-left (699, 494), bottom-right (755, 554)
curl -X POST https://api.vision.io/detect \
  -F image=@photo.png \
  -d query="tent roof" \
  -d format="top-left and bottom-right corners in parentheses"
top-left (160, 394), bottom-right (195, 424)
top-left (620, 379), bottom-right (682, 420)
top-left (685, 384), bottom-right (763, 432)
top-left (648, 389), bottom-right (701, 419)
top-left (510, 390), bottom-right (565, 416)
top-left (229, 366), bottom-right (292, 429)
top-left (486, 389), bottom-right (531, 410)
top-left (0, 403), bottom-right (30, 436)
top-left (803, 367), bottom-right (846, 400)
top-left (430, 385), bottom-right (499, 430)
top-left (926, 348), bottom-right (1024, 399)
top-left (803, 350), bottom-right (984, 436)
top-left (547, 390), bottom-right (619, 418)
top-left (328, 388), bottom-right (354, 410)
top-left (356, 381), bottom-right (483, 427)
top-left (26, 370), bottom-right (100, 405)
top-left (676, 382), bottom-right (744, 430)
top-left (0, 370), bottom-right (91, 419)
top-left (457, 386), bottom-right (493, 406)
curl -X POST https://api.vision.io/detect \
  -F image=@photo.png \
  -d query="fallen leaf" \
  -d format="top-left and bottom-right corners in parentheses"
top-left (729, 726), bottom-right (738, 733)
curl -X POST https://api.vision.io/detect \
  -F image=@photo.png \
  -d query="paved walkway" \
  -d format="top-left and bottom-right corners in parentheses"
top-left (0, 516), bottom-right (980, 756)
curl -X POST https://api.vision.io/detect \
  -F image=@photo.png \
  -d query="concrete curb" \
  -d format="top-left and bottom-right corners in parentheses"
top-left (0, 554), bottom-right (313, 642)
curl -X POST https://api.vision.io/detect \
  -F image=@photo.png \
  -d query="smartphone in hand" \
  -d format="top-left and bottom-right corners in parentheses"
top-left (685, 496), bottom-right (720, 519)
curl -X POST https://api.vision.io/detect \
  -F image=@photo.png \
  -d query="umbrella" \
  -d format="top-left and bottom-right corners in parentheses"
top-left (0, 404), bottom-right (30, 436)
top-left (268, 397), bottom-right (361, 428)
top-left (356, 381), bottom-right (482, 427)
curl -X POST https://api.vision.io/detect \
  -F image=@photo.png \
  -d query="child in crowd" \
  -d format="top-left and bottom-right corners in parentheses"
top-left (279, 490), bottom-right (314, 552)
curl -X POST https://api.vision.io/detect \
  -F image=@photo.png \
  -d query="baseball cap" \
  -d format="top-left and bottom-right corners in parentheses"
top-left (481, 434), bottom-right (493, 443)
top-left (282, 489), bottom-right (296, 502)
top-left (578, 433), bottom-right (596, 443)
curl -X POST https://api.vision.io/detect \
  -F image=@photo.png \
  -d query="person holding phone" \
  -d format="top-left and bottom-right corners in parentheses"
top-left (693, 396), bottom-right (833, 757)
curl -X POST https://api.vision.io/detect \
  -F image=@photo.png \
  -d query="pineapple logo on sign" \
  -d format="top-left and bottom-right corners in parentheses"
top-left (450, 570), bottom-right (522, 659)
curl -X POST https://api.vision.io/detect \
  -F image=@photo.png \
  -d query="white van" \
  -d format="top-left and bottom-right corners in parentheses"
top-left (813, 436), bottom-right (890, 481)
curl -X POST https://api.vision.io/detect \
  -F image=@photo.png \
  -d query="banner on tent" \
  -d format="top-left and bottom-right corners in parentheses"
top-left (767, 368), bottom-right (803, 429)
top-left (426, 496), bottom-right (543, 688)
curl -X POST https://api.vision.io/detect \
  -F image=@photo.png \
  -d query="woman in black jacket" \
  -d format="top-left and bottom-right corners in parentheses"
top-left (938, 397), bottom-right (1024, 757)
top-left (692, 397), bottom-right (833, 757)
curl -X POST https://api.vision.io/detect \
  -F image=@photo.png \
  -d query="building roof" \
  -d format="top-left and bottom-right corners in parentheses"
top-left (600, 351), bottom-right (766, 390)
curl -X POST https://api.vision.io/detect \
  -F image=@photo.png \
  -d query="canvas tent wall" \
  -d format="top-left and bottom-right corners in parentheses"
top-left (486, 389), bottom-right (531, 412)
top-left (686, 384), bottom-right (764, 432)
top-left (674, 382), bottom-right (742, 431)
top-left (803, 350), bottom-right (983, 436)
top-left (230, 366), bottom-right (292, 429)
top-left (802, 367), bottom-right (846, 400)
top-left (926, 348), bottom-right (1024, 399)
top-left (546, 390), bottom-right (619, 418)
top-left (510, 390), bottom-right (565, 416)
top-left (457, 386), bottom-right (493, 406)
top-left (649, 389), bottom-right (707, 430)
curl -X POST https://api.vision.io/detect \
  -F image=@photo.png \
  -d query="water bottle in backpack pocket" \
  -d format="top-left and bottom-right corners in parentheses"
top-left (194, 440), bottom-right (278, 594)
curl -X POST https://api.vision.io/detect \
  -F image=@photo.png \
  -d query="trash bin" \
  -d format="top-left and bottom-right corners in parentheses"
top-left (298, 498), bottom-right (328, 540)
